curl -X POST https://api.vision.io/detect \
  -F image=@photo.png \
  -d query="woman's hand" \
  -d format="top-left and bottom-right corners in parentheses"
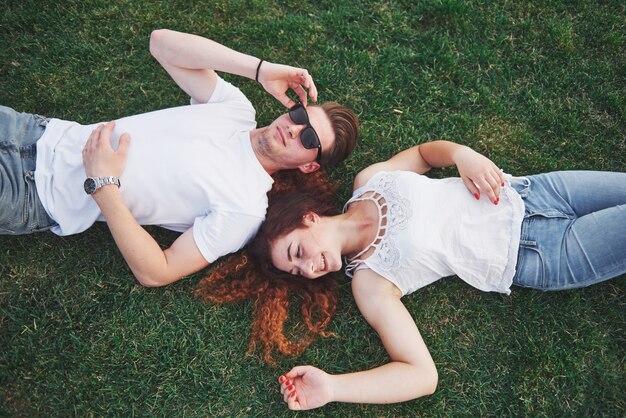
top-left (453, 146), bottom-right (504, 204)
top-left (258, 61), bottom-right (318, 108)
top-left (278, 365), bottom-right (333, 410)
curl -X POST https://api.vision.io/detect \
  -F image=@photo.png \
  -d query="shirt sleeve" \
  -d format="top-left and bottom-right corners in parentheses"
top-left (192, 210), bottom-right (263, 263)
top-left (189, 75), bottom-right (254, 109)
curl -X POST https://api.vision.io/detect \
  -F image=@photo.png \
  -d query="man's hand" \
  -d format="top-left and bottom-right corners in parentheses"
top-left (258, 61), bottom-right (318, 108)
top-left (278, 366), bottom-right (333, 410)
top-left (82, 121), bottom-right (131, 178)
top-left (453, 146), bottom-right (504, 204)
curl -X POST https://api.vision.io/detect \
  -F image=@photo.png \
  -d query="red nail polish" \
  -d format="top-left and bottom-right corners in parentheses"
top-left (279, 376), bottom-right (285, 383)
top-left (285, 379), bottom-right (291, 385)
top-left (288, 384), bottom-right (294, 391)
top-left (494, 198), bottom-right (499, 205)
top-left (474, 193), bottom-right (479, 200)
top-left (501, 181), bottom-right (505, 187)
top-left (290, 391), bottom-right (296, 398)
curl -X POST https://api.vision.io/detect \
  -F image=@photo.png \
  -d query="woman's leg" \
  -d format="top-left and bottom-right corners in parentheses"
top-left (512, 171), bottom-right (626, 290)
top-left (0, 105), bottom-right (56, 234)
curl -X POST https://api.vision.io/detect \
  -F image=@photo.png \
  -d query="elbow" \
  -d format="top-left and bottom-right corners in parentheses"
top-left (149, 29), bottom-right (171, 60)
top-left (410, 363), bottom-right (438, 398)
top-left (425, 366), bottom-right (439, 395)
top-left (134, 271), bottom-right (170, 288)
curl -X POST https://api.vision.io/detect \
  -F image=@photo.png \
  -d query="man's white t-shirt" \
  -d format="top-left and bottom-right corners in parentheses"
top-left (34, 77), bottom-right (274, 263)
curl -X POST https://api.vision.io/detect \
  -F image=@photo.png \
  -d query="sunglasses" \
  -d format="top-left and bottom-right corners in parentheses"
top-left (288, 103), bottom-right (322, 164)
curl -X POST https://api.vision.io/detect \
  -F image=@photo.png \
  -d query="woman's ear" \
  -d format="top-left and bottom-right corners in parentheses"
top-left (302, 211), bottom-right (320, 226)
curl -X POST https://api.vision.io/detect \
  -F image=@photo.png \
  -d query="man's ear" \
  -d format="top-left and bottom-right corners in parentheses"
top-left (297, 162), bottom-right (320, 174)
top-left (302, 211), bottom-right (320, 226)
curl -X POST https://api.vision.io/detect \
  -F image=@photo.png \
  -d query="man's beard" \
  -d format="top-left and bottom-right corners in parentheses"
top-left (254, 128), bottom-right (276, 160)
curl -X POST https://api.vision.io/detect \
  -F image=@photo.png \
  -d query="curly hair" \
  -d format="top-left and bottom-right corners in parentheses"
top-left (195, 169), bottom-right (341, 364)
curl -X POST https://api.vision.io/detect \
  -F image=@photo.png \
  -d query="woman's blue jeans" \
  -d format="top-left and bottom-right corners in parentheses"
top-left (0, 105), bottom-right (57, 234)
top-left (511, 171), bottom-right (626, 290)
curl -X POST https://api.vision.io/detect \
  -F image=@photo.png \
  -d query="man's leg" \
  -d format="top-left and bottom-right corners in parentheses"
top-left (0, 105), bottom-right (56, 234)
top-left (512, 171), bottom-right (626, 290)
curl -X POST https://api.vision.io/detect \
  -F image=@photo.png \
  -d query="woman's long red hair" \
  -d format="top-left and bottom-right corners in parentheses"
top-left (194, 170), bottom-right (341, 364)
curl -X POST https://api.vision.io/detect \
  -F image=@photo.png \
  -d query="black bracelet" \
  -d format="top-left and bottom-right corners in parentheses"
top-left (255, 59), bottom-right (264, 82)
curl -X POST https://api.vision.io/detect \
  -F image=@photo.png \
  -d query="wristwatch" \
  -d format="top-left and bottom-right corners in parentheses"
top-left (83, 176), bottom-right (121, 195)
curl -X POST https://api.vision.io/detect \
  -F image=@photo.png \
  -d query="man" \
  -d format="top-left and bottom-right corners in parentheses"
top-left (0, 29), bottom-right (359, 287)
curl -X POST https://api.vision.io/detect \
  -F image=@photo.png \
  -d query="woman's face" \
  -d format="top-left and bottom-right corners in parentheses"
top-left (270, 223), bottom-right (342, 279)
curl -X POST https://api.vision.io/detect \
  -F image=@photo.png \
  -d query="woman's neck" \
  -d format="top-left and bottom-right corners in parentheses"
top-left (337, 200), bottom-right (380, 259)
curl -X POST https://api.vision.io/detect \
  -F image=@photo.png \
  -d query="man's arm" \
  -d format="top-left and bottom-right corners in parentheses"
top-left (149, 29), bottom-right (317, 107)
top-left (82, 122), bottom-right (208, 286)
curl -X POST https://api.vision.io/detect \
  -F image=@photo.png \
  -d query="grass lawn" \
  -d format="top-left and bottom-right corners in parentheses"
top-left (1, 0), bottom-right (624, 416)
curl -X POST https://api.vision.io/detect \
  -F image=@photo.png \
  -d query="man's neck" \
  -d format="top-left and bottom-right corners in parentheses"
top-left (249, 127), bottom-right (280, 175)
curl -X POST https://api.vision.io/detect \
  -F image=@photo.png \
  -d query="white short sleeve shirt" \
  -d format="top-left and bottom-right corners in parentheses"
top-left (35, 76), bottom-right (274, 262)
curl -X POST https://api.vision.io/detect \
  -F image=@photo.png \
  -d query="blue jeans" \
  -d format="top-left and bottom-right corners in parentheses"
top-left (511, 171), bottom-right (626, 290)
top-left (0, 105), bottom-right (57, 234)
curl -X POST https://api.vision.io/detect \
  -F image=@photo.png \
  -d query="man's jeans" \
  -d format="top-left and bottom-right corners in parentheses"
top-left (511, 171), bottom-right (626, 290)
top-left (0, 105), bottom-right (57, 234)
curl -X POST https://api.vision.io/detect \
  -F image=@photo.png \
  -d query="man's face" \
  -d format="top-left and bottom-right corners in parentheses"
top-left (258, 106), bottom-right (335, 173)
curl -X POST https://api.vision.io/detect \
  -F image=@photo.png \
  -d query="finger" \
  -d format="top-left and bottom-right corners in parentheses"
top-left (294, 84), bottom-right (308, 107)
top-left (461, 176), bottom-right (480, 200)
top-left (93, 122), bottom-right (110, 147)
top-left (279, 376), bottom-right (292, 395)
top-left (283, 383), bottom-right (295, 403)
top-left (285, 366), bottom-right (309, 379)
top-left (308, 77), bottom-right (318, 102)
top-left (87, 124), bottom-right (105, 150)
top-left (117, 132), bottom-right (131, 154)
top-left (476, 177), bottom-right (498, 204)
top-left (489, 171), bottom-right (502, 201)
top-left (496, 167), bottom-right (506, 187)
top-left (485, 171), bottom-right (502, 202)
top-left (101, 120), bottom-right (116, 142)
top-left (286, 390), bottom-right (300, 410)
top-left (276, 92), bottom-right (296, 109)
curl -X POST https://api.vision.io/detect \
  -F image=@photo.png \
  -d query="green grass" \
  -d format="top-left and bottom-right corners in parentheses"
top-left (1, 0), bottom-right (625, 416)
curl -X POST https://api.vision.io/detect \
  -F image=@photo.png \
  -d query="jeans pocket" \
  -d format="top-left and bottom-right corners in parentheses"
top-left (23, 172), bottom-right (53, 233)
top-left (515, 240), bottom-right (547, 289)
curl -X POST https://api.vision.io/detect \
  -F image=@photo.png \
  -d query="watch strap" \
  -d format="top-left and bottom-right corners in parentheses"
top-left (96, 176), bottom-right (121, 188)
top-left (85, 176), bottom-right (121, 195)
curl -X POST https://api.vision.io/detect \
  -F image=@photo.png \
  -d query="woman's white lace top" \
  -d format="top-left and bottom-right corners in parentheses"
top-left (343, 171), bottom-right (525, 295)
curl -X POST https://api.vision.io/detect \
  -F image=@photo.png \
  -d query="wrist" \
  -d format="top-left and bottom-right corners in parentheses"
top-left (328, 373), bottom-right (340, 403)
top-left (84, 176), bottom-right (121, 195)
top-left (255, 59), bottom-right (264, 82)
top-left (451, 144), bottom-right (472, 163)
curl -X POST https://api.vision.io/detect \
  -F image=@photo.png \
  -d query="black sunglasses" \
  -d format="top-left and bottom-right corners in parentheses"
top-left (288, 103), bottom-right (322, 164)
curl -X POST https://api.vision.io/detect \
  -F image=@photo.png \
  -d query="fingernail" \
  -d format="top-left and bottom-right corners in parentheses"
top-left (290, 391), bottom-right (296, 398)
top-left (288, 384), bottom-right (294, 391)
top-left (279, 376), bottom-right (285, 383)
top-left (285, 379), bottom-right (291, 385)
top-left (494, 198), bottom-right (499, 205)
top-left (474, 193), bottom-right (479, 200)
top-left (501, 181), bottom-right (505, 187)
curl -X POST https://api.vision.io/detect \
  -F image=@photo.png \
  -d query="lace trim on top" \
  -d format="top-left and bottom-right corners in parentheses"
top-left (344, 173), bottom-right (412, 277)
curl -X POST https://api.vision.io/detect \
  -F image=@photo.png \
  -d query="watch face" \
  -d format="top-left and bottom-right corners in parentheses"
top-left (84, 178), bottom-right (97, 194)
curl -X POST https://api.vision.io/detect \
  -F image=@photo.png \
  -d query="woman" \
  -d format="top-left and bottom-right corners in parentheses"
top-left (255, 141), bottom-right (625, 410)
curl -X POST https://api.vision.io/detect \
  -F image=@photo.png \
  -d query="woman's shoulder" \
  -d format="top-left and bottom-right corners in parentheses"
top-left (352, 268), bottom-right (403, 298)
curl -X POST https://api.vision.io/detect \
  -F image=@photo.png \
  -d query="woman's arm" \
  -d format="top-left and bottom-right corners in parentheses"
top-left (354, 140), bottom-right (504, 204)
top-left (278, 269), bottom-right (438, 410)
